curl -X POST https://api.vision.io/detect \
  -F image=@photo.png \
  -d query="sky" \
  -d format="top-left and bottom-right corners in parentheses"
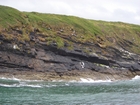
top-left (0, 0), bottom-right (140, 25)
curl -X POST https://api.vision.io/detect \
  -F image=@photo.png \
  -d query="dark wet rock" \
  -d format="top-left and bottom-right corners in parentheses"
top-left (0, 33), bottom-right (140, 77)
top-left (117, 61), bottom-right (140, 71)
top-left (131, 63), bottom-right (140, 71)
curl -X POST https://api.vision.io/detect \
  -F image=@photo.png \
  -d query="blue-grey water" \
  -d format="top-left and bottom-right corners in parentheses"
top-left (0, 76), bottom-right (140, 105)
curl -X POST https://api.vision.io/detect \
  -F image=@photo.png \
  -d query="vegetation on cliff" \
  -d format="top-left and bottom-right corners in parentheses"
top-left (1, 5), bottom-right (140, 80)
top-left (0, 5), bottom-right (140, 54)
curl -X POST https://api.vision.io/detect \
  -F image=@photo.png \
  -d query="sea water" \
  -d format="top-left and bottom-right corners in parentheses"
top-left (0, 76), bottom-right (140, 105)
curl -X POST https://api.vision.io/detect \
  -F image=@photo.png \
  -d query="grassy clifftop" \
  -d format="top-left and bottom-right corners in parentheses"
top-left (0, 5), bottom-right (28, 28)
top-left (0, 5), bottom-right (140, 54)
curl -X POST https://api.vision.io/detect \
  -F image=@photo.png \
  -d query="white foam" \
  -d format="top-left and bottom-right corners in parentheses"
top-left (0, 83), bottom-right (42, 88)
top-left (0, 84), bottom-right (18, 87)
top-left (69, 80), bottom-right (77, 82)
top-left (0, 77), bottom-right (43, 82)
top-left (0, 77), bottom-right (44, 88)
top-left (79, 78), bottom-right (112, 83)
top-left (132, 75), bottom-right (140, 80)
top-left (20, 79), bottom-right (43, 82)
top-left (19, 84), bottom-right (42, 88)
top-left (0, 77), bottom-right (20, 81)
top-left (51, 80), bottom-right (64, 82)
top-left (45, 84), bottom-right (58, 87)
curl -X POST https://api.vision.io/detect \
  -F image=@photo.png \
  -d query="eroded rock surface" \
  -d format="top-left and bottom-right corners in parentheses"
top-left (0, 33), bottom-right (140, 80)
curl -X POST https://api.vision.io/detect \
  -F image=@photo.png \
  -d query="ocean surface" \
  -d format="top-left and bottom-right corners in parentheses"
top-left (0, 76), bottom-right (140, 105)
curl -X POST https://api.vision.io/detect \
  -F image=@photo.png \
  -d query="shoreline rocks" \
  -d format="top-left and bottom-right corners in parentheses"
top-left (0, 32), bottom-right (140, 81)
top-left (0, 70), bottom-right (136, 82)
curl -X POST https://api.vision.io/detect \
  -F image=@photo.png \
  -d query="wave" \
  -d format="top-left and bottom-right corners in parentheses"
top-left (0, 78), bottom-right (68, 88)
top-left (0, 77), bottom-right (44, 88)
top-left (0, 82), bottom-right (70, 88)
top-left (0, 77), bottom-right (20, 81)
top-left (0, 76), bottom-right (43, 82)
top-left (132, 75), bottom-right (140, 80)
top-left (79, 78), bottom-right (112, 83)
top-left (0, 83), bottom-right (42, 88)
top-left (0, 76), bottom-right (113, 88)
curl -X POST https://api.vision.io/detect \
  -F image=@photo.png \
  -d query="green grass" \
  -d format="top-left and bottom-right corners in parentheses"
top-left (0, 5), bottom-right (140, 53)
top-left (0, 5), bottom-right (28, 29)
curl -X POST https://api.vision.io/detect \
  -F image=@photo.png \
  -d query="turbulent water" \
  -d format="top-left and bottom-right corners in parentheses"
top-left (0, 76), bottom-right (140, 105)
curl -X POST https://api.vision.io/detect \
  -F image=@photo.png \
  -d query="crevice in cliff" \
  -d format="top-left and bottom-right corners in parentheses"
top-left (42, 60), bottom-right (63, 64)
top-left (0, 61), bottom-right (33, 69)
top-left (42, 45), bottom-right (114, 66)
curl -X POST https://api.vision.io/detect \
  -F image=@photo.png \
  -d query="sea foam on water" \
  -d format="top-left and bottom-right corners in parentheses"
top-left (132, 75), bottom-right (140, 80)
top-left (79, 78), bottom-right (112, 83)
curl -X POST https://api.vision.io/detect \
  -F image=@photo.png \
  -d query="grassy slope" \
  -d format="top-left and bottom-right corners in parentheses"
top-left (0, 5), bottom-right (28, 28)
top-left (0, 5), bottom-right (140, 53)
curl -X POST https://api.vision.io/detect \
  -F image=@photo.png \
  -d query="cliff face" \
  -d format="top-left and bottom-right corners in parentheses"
top-left (0, 5), bottom-right (140, 80)
top-left (0, 32), bottom-right (140, 79)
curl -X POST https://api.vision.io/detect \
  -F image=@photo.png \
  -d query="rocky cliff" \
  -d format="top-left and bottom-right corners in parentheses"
top-left (0, 5), bottom-right (140, 80)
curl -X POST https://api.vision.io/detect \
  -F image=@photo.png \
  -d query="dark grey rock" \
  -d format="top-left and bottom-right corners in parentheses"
top-left (0, 33), bottom-right (140, 76)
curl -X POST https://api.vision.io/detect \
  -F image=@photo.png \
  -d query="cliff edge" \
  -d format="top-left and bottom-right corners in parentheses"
top-left (0, 5), bottom-right (140, 81)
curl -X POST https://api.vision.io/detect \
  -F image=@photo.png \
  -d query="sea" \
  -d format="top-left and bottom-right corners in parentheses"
top-left (0, 76), bottom-right (140, 105)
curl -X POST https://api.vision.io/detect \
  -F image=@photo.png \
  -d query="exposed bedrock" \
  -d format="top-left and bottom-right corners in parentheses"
top-left (0, 34), bottom-right (140, 78)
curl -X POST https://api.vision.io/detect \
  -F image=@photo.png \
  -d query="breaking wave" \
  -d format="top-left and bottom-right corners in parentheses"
top-left (2, 76), bottom-right (140, 88)
top-left (0, 77), bottom-right (69, 88)
top-left (0, 77), bottom-right (43, 82)
top-left (132, 75), bottom-right (140, 80)
top-left (0, 77), bottom-right (43, 88)
top-left (79, 78), bottom-right (112, 83)
top-left (0, 83), bottom-right (42, 88)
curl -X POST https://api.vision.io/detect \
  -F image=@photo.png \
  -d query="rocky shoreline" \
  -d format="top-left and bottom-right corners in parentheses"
top-left (1, 5), bottom-right (140, 82)
top-left (0, 70), bottom-right (136, 82)
top-left (0, 31), bottom-right (140, 81)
